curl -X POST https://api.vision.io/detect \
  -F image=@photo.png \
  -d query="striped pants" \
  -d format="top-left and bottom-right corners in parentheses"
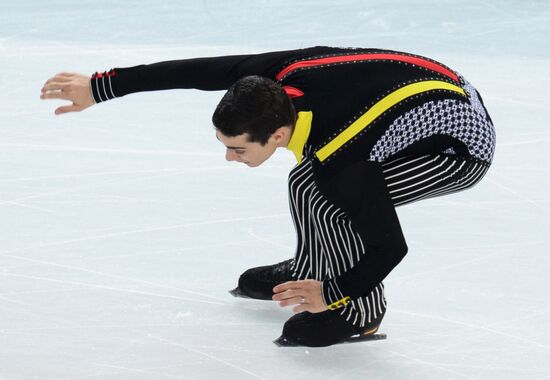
top-left (288, 154), bottom-right (491, 328)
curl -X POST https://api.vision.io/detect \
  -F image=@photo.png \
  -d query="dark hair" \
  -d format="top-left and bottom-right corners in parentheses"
top-left (212, 76), bottom-right (296, 145)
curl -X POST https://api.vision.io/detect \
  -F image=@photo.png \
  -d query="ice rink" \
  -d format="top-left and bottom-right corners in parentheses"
top-left (1, 1), bottom-right (550, 379)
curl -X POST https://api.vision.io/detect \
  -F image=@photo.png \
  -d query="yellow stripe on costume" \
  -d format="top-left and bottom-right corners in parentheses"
top-left (286, 111), bottom-right (313, 164)
top-left (327, 296), bottom-right (351, 310)
top-left (315, 80), bottom-right (467, 162)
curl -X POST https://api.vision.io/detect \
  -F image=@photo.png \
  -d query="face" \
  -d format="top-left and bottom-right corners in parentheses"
top-left (215, 130), bottom-right (286, 167)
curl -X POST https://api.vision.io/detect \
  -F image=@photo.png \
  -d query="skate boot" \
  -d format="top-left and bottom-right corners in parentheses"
top-left (274, 306), bottom-right (386, 347)
top-left (229, 259), bottom-right (296, 300)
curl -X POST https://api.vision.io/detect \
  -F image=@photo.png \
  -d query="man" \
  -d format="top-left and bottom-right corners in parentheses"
top-left (40, 46), bottom-right (495, 347)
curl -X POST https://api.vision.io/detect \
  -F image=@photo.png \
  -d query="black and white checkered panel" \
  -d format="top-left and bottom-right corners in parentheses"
top-left (369, 96), bottom-right (496, 164)
top-left (462, 78), bottom-right (489, 120)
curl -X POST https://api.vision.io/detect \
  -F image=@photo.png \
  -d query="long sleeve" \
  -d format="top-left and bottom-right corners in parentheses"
top-left (89, 46), bottom-right (351, 103)
top-left (316, 160), bottom-right (408, 306)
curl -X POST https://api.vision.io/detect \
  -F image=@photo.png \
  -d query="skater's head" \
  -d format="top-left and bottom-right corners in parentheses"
top-left (213, 75), bottom-right (296, 167)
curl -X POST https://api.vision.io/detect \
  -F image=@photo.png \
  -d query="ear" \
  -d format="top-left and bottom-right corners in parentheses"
top-left (272, 125), bottom-right (292, 144)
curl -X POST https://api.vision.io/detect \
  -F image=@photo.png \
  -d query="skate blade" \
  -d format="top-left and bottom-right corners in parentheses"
top-left (273, 333), bottom-right (387, 347)
top-left (228, 287), bottom-right (251, 298)
top-left (341, 333), bottom-right (387, 344)
top-left (273, 336), bottom-right (300, 347)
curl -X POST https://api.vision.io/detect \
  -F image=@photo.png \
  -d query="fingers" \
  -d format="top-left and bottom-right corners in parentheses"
top-left (46, 75), bottom-right (72, 84)
top-left (41, 71), bottom-right (79, 93)
top-left (41, 81), bottom-right (70, 94)
top-left (55, 104), bottom-right (83, 115)
top-left (272, 287), bottom-right (298, 301)
top-left (273, 279), bottom-right (327, 314)
top-left (41, 77), bottom-right (71, 93)
top-left (40, 72), bottom-right (94, 115)
top-left (40, 90), bottom-right (71, 101)
top-left (276, 295), bottom-right (303, 307)
top-left (273, 281), bottom-right (296, 294)
top-left (44, 72), bottom-right (75, 84)
top-left (272, 284), bottom-right (304, 308)
top-left (272, 282), bottom-right (307, 306)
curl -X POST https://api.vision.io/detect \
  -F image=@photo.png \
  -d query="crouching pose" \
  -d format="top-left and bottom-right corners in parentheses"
top-left (41, 46), bottom-right (495, 347)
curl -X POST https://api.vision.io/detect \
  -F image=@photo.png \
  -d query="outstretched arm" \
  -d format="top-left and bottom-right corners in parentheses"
top-left (40, 46), bottom-right (362, 116)
top-left (40, 47), bottom-right (348, 116)
top-left (40, 53), bottom-right (275, 116)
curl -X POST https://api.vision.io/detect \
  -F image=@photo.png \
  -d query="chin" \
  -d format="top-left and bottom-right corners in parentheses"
top-left (245, 156), bottom-right (270, 167)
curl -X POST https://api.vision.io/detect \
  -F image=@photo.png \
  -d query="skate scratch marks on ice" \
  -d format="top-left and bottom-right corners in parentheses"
top-left (392, 239), bottom-right (549, 281)
top-left (0, 168), bottom-right (186, 182)
top-left (0, 142), bottom-right (220, 156)
top-left (94, 364), bottom-right (196, 380)
top-left (245, 228), bottom-right (294, 250)
top-left (483, 95), bottom-right (550, 111)
top-left (0, 167), bottom-right (222, 205)
top-left (94, 364), bottom-right (194, 379)
top-left (0, 252), bottom-right (228, 303)
top-left (0, 199), bottom-right (59, 214)
top-left (152, 335), bottom-right (268, 380)
top-left (393, 309), bottom-right (550, 351)
top-left (384, 349), bottom-right (478, 380)
top-left (0, 213), bottom-right (289, 256)
top-left (485, 176), bottom-right (549, 215)
top-left (0, 272), bottom-right (227, 306)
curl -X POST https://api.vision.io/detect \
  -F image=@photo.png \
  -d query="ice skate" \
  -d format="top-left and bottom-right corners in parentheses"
top-left (229, 259), bottom-right (296, 300)
top-left (274, 307), bottom-right (386, 347)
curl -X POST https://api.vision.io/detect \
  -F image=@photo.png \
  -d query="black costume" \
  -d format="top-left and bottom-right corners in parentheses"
top-left (90, 46), bottom-right (495, 334)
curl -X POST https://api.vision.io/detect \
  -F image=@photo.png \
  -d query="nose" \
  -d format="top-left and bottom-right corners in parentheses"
top-left (225, 149), bottom-right (238, 162)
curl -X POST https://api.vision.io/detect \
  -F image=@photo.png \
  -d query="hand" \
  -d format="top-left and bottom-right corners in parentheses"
top-left (40, 72), bottom-right (95, 115)
top-left (272, 279), bottom-right (328, 314)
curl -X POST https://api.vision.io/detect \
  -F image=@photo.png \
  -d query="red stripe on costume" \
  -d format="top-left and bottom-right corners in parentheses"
top-left (276, 53), bottom-right (459, 82)
top-left (283, 86), bottom-right (304, 98)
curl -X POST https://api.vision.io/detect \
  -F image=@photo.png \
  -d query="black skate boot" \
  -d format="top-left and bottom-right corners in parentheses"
top-left (274, 307), bottom-right (386, 347)
top-left (229, 259), bottom-right (296, 300)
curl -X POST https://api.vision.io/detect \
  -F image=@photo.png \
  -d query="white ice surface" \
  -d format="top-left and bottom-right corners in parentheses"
top-left (1, 1), bottom-right (550, 379)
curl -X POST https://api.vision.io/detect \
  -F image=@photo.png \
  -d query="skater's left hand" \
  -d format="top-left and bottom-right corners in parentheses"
top-left (272, 280), bottom-right (327, 313)
top-left (40, 72), bottom-right (96, 115)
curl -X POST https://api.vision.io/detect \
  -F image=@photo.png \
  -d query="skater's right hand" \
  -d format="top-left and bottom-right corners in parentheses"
top-left (40, 73), bottom-right (95, 115)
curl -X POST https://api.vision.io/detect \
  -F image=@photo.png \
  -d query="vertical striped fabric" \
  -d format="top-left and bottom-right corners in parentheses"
top-left (288, 154), bottom-right (490, 328)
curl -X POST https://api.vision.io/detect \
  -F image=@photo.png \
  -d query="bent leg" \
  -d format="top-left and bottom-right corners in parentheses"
top-left (382, 154), bottom-right (491, 207)
top-left (288, 159), bottom-right (386, 330)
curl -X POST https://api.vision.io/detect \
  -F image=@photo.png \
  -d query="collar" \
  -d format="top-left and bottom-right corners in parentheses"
top-left (286, 111), bottom-right (312, 164)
